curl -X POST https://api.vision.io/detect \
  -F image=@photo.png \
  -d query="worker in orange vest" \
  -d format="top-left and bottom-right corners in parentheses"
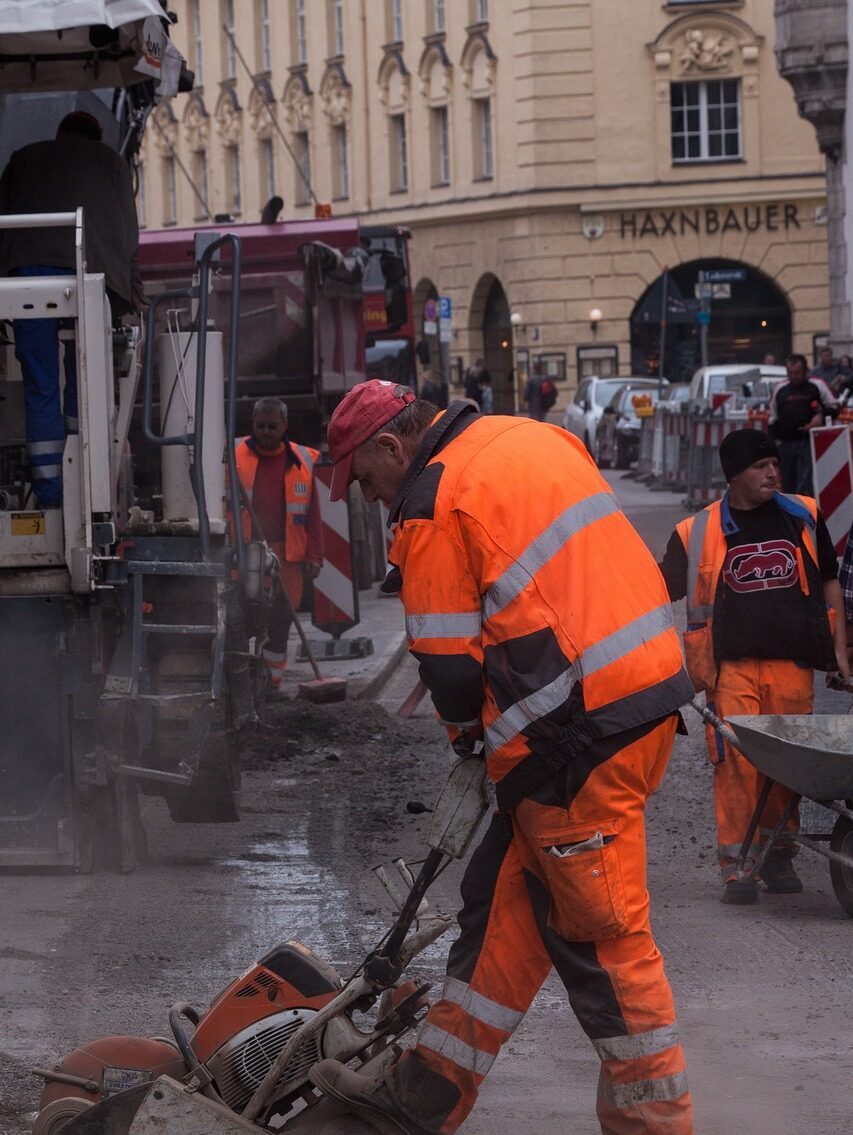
top-left (233, 398), bottom-right (324, 692)
top-left (310, 380), bottom-right (696, 1135)
top-left (659, 429), bottom-right (848, 904)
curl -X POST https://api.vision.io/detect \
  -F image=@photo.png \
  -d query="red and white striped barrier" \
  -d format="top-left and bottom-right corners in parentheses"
top-left (311, 463), bottom-right (359, 635)
top-left (810, 425), bottom-right (853, 556)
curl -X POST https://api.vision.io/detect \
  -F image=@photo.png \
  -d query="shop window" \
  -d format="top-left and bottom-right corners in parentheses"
top-left (390, 113), bottom-right (408, 192)
top-left (671, 78), bottom-right (741, 163)
top-left (431, 106), bottom-right (450, 186)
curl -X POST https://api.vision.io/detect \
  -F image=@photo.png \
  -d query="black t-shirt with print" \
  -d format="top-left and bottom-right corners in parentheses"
top-left (660, 499), bottom-right (838, 665)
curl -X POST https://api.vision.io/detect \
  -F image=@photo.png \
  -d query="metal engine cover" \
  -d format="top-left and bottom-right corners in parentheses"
top-left (205, 1007), bottom-right (321, 1112)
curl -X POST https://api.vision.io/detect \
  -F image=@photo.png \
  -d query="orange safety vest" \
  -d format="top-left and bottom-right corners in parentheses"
top-left (676, 492), bottom-right (820, 691)
top-left (233, 437), bottom-right (319, 563)
top-left (388, 403), bottom-right (692, 809)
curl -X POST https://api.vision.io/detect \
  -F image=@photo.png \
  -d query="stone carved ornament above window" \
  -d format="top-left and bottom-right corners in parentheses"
top-left (460, 29), bottom-right (495, 94)
top-left (283, 73), bottom-right (313, 131)
top-left (249, 80), bottom-right (277, 139)
top-left (647, 12), bottom-right (762, 93)
top-left (215, 87), bottom-right (243, 145)
top-left (320, 65), bottom-right (351, 126)
top-left (151, 100), bottom-right (178, 155)
top-left (378, 51), bottom-right (410, 110)
top-left (183, 94), bottom-right (210, 150)
top-left (418, 42), bottom-right (451, 102)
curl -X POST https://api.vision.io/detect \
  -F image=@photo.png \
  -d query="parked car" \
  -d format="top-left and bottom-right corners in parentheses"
top-left (688, 364), bottom-right (787, 408)
top-left (597, 384), bottom-right (668, 469)
top-left (563, 376), bottom-right (659, 459)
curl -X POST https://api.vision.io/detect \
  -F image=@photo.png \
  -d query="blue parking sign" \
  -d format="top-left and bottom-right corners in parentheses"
top-left (439, 296), bottom-right (452, 320)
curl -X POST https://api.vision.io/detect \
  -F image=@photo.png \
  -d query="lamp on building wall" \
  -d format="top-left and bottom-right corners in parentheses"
top-left (589, 307), bottom-right (603, 337)
top-left (510, 311), bottom-right (524, 332)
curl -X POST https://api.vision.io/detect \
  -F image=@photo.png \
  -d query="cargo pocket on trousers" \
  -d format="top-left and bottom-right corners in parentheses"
top-left (532, 818), bottom-right (629, 942)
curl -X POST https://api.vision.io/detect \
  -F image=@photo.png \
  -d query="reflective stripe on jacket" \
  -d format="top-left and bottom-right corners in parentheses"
top-left (675, 492), bottom-right (820, 691)
top-left (388, 402), bottom-right (693, 808)
top-left (234, 437), bottom-right (318, 562)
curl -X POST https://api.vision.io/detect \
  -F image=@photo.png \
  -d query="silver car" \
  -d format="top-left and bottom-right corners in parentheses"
top-left (563, 376), bottom-right (659, 461)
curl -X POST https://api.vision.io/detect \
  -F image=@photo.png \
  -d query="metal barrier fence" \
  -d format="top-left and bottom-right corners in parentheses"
top-left (633, 406), bottom-right (769, 510)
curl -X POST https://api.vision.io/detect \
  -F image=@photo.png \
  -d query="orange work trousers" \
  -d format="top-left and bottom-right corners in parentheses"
top-left (386, 716), bottom-right (694, 1135)
top-left (705, 658), bottom-right (814, 882)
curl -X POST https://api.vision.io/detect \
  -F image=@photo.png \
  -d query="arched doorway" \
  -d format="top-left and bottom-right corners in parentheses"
top-left (470, 274), bottom-right (514, 413)
top-left (630, 259), bottom-right (792, 383)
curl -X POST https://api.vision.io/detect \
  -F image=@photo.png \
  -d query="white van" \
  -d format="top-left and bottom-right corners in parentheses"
top-left (688, 364), bottom-right (787, 408)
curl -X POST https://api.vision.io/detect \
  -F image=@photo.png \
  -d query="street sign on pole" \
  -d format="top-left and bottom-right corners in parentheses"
top-left (439, 295), bottom-right (452, 343)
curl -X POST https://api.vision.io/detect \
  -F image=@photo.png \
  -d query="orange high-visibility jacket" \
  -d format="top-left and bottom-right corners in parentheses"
top-left (675, 492), bottom-right (825, 691)
top-left (388, 403), bottom-right (693, 809)
top-left (233, 437), bottom-right (320, 563)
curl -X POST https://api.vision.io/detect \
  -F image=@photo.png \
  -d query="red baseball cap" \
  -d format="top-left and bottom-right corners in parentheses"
top-left (327, 380), bottom-right (415, 501)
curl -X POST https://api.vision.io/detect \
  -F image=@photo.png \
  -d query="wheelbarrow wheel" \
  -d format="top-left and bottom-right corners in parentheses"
top-left (829, 814), bottom-right (853, 917)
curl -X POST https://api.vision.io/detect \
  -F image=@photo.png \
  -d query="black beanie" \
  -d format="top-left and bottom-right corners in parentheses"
top-left (719, 429), bottom-right (779, 482)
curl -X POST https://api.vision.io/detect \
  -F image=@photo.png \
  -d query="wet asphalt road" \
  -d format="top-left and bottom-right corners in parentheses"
top-left (1, 471), bottom-right (852, 1135)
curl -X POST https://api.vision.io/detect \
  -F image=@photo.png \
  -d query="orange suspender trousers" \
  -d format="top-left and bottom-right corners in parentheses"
top-left (383, 404), bottom-right (696, 1135)
top-left (675, 494), bottom-right (823, 881)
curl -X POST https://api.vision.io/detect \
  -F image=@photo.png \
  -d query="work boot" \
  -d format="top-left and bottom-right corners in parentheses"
top-left (721, 875), bottom-right (759, 905)
top-left (310, 1060), bottom-right (428, 1135)
top-left (761, 850), bottom-right (803, 894)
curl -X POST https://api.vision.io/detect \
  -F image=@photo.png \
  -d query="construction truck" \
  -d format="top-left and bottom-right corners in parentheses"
top-left (0, 3), bottom-right (370, 873)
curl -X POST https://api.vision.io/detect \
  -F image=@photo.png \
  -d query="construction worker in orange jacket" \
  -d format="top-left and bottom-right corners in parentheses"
top-left (233, 397), bottom-right (324, 692)
top-left (310, 380), bottom-right (696, 1135)
top-left (659, 429), bottom-right (848, 905)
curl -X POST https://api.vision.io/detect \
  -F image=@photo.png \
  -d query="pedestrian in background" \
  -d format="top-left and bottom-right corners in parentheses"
top-left (463, 358), bottom-right (488, 408)
top-left (836, 354), bottom-right (853, 400)
top-left (312, 380), bottom-right (696, 1135)
top-left (768, 353), bottom-right (838, 494)
top-left (659, 429), bottom-right (848, 905)
top-left (232, 398), bottom-right (324, 692)
top-left (810, 344), bottom-right (841, 390)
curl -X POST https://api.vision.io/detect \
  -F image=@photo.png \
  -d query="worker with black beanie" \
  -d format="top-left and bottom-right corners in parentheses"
top-left (659, 429), bottom-right (848, 906)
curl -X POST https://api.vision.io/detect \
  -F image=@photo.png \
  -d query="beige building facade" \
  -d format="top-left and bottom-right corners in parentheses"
top-left (141, 0), bottom-right (829, 413)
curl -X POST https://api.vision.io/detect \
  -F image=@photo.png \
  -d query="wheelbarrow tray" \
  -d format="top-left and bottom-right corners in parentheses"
top-left (726, 715), bottom-right (853, 800)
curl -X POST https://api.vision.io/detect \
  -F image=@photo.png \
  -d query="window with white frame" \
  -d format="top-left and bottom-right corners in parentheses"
top-left (259, 137), bottom-right (275, 201)
top-left (296, 0), bottom-right (307, 64)
top-left (434, 0), bottom-right (446, 33)
top-left (474, 97), bottom-right (493, 179)
top-left (431, 106), bottom-right (450, 186)
top-left (670, 79), bottom-right (741, 162)
top-left (332, 124), bottom-right (349, 199)
top-left (163, 155), bottom-right (177, 224)
top-left (226, 144), bottom-right (241, 214)
top-left (392, 0), bottom-right (403, 41)
top-left (333, 0), bottom-right (345, 54)
top-left (294, 131), bottom-right (311, 204)
top-left (390, 113), bottom-right (408, 191)
top-left (192, 149), bottom-right (209, 219)
top-left (476, 0), bottom-right (488, 22)
top-left (259, 0), bottom-right (271, 71)
top-left (224, 0), bottom-right (236, 79)
top-left (191, 0), bottom-right (203, 85)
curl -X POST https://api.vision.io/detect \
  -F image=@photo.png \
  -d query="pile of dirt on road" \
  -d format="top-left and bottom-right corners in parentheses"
top-left (239, 698), bottom-right (443, 771)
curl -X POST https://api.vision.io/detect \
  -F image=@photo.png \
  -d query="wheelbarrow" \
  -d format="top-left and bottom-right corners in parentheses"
top-left (691, 700), bottom-right (853, 915)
